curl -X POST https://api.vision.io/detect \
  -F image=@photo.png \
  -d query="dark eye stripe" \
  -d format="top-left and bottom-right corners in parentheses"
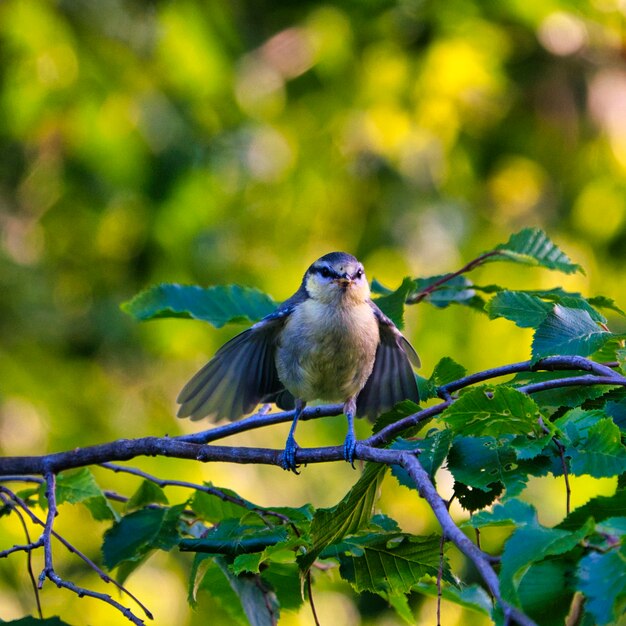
top-left (311, 265), bottom-right (336, 278)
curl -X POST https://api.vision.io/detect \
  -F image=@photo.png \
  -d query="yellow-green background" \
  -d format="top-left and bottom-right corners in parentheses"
top-left (1, 1), bottom-right (625, 624)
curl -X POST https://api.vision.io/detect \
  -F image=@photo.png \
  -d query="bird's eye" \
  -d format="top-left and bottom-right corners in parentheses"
top-left (320, 267), bottom-right (331, 278)
top-left (355, 269), bottom-right (363, 279)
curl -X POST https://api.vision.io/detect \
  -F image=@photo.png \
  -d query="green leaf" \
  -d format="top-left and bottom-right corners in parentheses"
top-left (190, 485), bottom-right (253, 523)
top-left (260, 562), bottom-right (303, 612)
top-left (371, 400), bottom-right (421, 434)
top-left (127, 480), bottom-right (169, 511)
top-left (121, 283), bottom-right (278, 328)
top-left (486, 291), bottom-right (552, 328)
top-left (39, 468), bottom-right (117, 521)
top-left (558, 490), bottom-right (626, 532)
top-left (413, 274), bottom-right (483, 309)
top-left (448, 436), bottom-right (549, 503)
top-left (531, 305), bottom-right (615, 361)
top-left (102, 506), bottom-right (182, 570)
top-left (489, 228), bottom-right (584, 274)
top-left (463, 499), bottom-right (537, 529)
top-left (567, 418), bottom-right (626, 478)
top-left (500, 519), bottom-right (593, 603)
top-left (179, 519), bottom-right (288, 555)
top-left (517, 560), bottom-right (574, 626)
top-left (390, 430), bottom-right (453, 486)
top-left (588, 295), bottom-right (626, 316)
top-left (512, 370), bottom-right (620, 409)
top-left (298, 463), bottom-right (386, 572)
top-left (430, 356), bottom-right (467, 386)
top-left (577, 544), bottom-right (626, 625)
top-left (189, 555), bottom-right (247, 622)
top-left (414, 581), bottom-right (492, 615)
top-left (441, 386), bottom-right (543, 437)
top-left (335, 534), bottom-right (444, 595)
top-left (618, 347), bottom-right (626, 374)
top-left (373, 276), bottom-right (415, 329)
top-left (215, 557), bottom-right (280, 626)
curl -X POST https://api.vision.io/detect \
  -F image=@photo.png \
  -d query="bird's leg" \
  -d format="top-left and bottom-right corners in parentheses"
top-left (343, 397), bottom-right (358, 468)
top-left (281, 399), bottom-right (305, 473)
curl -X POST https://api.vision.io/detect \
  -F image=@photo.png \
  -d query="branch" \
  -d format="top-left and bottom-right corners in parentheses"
top-left (357, 447), bottom-right (537, 626)
top-left (0, 484), bottom-right (153, 624)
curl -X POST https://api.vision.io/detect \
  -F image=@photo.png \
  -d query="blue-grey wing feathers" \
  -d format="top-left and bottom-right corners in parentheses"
top-left (356, 302), bottom-right (420, 420)
top-left (177, 294), bottom-right (304, 421)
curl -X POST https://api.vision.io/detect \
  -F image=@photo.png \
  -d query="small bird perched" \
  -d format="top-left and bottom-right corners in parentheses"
top-left (177, 252), bottom-right (420, 472)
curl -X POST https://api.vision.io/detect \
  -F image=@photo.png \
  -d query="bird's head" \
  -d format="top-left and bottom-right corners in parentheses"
top-left (304, 252), bottom-right (370, 305)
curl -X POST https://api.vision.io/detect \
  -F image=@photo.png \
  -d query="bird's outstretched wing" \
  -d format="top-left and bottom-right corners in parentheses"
top-left (356, 302), bottom-right (420, 420)
top-left (177, 291), bottom-right (305, 421)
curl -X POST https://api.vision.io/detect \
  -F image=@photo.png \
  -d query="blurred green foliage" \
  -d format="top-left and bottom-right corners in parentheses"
top-left (1, 0), bottom-right (626, 624)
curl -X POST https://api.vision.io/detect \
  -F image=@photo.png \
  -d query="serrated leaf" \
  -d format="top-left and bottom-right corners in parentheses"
top-left (567, 418), bottom-right (626, 478)
top-left (532, 305), bottom-right (616, 361)
top-left (512, 370), bottom-right (619, 409)
top-left (463, 499), bottom-right (537, 529)
top-left (179, 520), bottom-right (288, 555)
top-left (490, 228), bottom-right (583, 274)
top-left (373, 276), bottom-right (415, 329)
top-left (500, 519), bottom-right (593, 603)
top-left (558, 490), bottom-right (626, 532)
top-left (390, 430), bottom-right (453, 487)
top-left (190, 485), bottom-right (254, 523)
top-left (386, 591), bottom-right (414, 624)
top-left (441, 386), bottom-right (543, 437)
top-left (618, 348), bottom-right (626, 374)
top-left (336, 534), bottom-right (444, 595)
top-left (127, 480), bottom-right (169, 511)
top-left (430, 356), bottom-right (467, 386)
top-left (517, 560), bottom-right (574, 626)
top-left (413, 275), bottom-right (482, 309)
top-left (486, 291), bottom-right (552, 328)
top-left (102, 505), bottom-right (182, 570)
top-left (260, 562), bottom-right (303, 612)
top-left (448, 436), bottom-right (549, 503)
top-left (121, 283), bottom-right (278, 328)
top-left (414, 581), bottom-right (492, 615)
top-left (370, 399), bottom-right (420, 435)
top-left (577, 545), bottom-right (626, 625)
top-left (588, 295), bottom-right (626, 316)
top-left (39, 468), bottom-right (117, 521)
top-left (298, 463), bottom-right (386, 572)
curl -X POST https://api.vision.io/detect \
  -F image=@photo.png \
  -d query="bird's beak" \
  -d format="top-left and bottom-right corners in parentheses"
top-left (336, 273), bottom-right (352, 289)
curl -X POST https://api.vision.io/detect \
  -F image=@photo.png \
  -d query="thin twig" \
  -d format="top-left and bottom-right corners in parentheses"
top-left (0, 492), bottom-right (43, 618)
top-left (406, 251), bottom-right (501, 305)
top-left (0, 486), bottom-right (152, 623)
top-left (306, 571), bottom-right (320, 626)
top-left (99, 462), bottom-right (294, 527)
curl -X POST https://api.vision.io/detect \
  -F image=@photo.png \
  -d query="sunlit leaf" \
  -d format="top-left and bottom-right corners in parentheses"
top-left (121, 283), bottom-right (278, 327)
top-left (373, 276), bottom-right (415, 329)
top-left (335, 533), bottom-right (444, 595)
top-left (488, 228), bottom-right (583, 274)
top-left (298, 463), bottom-right (386, 572)
top-left (441, 386), bottom-right (543, 437)
top-left (430, 356), bottom-right (467, 386)
top-left (531, 305), bottom-right (615, 361)
top-left (486, 291), bottom-right (551, 328)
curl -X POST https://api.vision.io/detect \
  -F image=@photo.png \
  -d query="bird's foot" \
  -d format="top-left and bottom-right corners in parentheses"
top-left (280, 435), bottom-right (301, 473)
top-left (343, 432), bottom-right (357, 468)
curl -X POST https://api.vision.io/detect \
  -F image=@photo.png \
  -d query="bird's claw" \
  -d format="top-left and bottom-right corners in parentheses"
top-left (281, 436), bottom-right (300, 473)
top-left (343, 432), bottom-right (357, 468)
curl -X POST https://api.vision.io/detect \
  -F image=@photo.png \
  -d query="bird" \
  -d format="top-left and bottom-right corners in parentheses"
top-left (176, 252), bottom-right (420, 472)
